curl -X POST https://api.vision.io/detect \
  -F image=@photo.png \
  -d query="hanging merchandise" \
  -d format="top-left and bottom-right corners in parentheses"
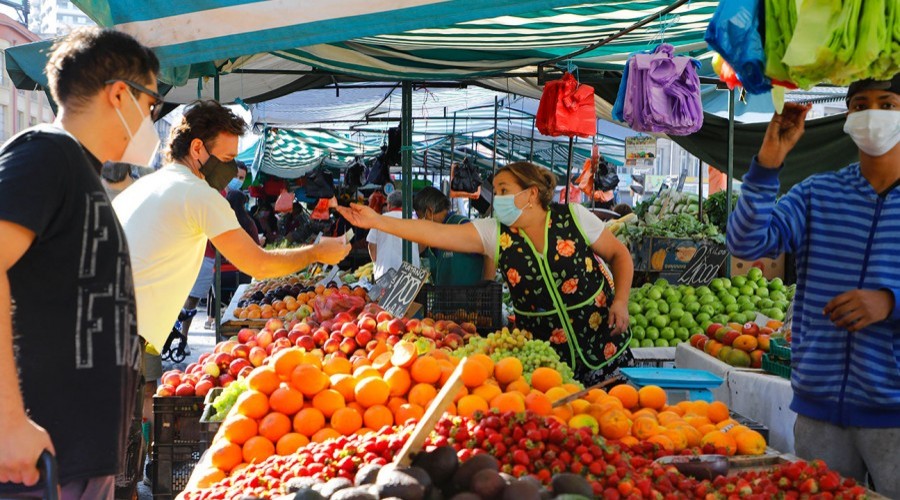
top-left (262, 177), bottom-right (287, 197)
top-left (449, 158), bottom-right (482, 199)
top-left (305, 169), bottom-right (335, 199)
top-left (704, 0), bottom-right (772, 95)
top-left (536, 72), bottom-right (597, 138)
top-left (274, 189), bottom-right (294, 213)
top-left (558, 182), bottom-right (583, 203)
top-left (712, 54), bottom-right (743, 90)
top-left (620, 44), bottom-right (704, 136)
top-left (310, 198), bottom-right (332, 220)
top-left (766, 0), bottom-right (899, 88)
top-left (595, 157), bottom-right (620, 193)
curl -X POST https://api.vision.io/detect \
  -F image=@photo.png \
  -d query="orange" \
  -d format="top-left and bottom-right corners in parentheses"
top-left (587, 389), bottom-right (608, 403)
top-left (438, 360), bottom-right (455, 386)
top-left (195, 467), bottom-right (226, 489)
top-left (331, 407), bottom-right (363, 435)
top-left (312, 389), bottom-right (346, 418)
top-left (246, 367), bottom-right (281, 396)
top-left (688, 400), bottom-right (710, 416)
top-left (347, 402), bottom-right (365, 415)
top-left (353, 366), bottom-right (381, 380)
top-left (387, 396), bottom-right (407, 414)
top-left (657, 411), bottom-right (682, 426)
top-left (734, 430), bottom-right (766, 456)
top-left (258, 412), bottom-right (292, 443)
top-left (608, 385), bottom-right (639, 410)
top-left (354, 377), bottom-right (390, 408)
top-left (725, 425), bottom-right (751, 438)
top-left (647, 434), bottom-right (675, 452)
top-left (275, 432), bottom-right (309, 456)
top-left (531, 367), bottom-right (563, 393)
top-left (209, 440), bottom-right (242, 472)
top-left (269, 386), bottom-right (304, 416)
top-left (242, 436), bottom-right (275, 464)
top-left (355, 428), bottom-right (374, 436)
top-left (697, 424), bottom-right (718, 436)
top-left (323, 356), bottom-right (353, 376)
top-left (460, 360), bottom-right (489, 388)
top-left (352, 356), bottom-right (372, 373)
top-left (300, 351), bottom-right (323, 370)
top-left (390, 341), bottom-right (417, 368)
top-left (631, 416), bottom-right (661, 440)
top-left (677, 425), bottom-right (703, 448)
top-left (330, 374), bottom-right (357, 402)
top-left (292, 408), bottom-right (326, 437)
top-left (472, 384), bottom-right (503, 403)
top-left (235, 390), bottom-right (270, 419)
top-left (544, 387), bottom-right (570, 403)
top-left (661, 428), bottom-right (688, 452)
top-left (394, 403), bottom-right (424, 424)
top-left (599, 409), bottom-right (632, 440)
top-left (552, 403), bottom-right (573, 423)
top-left (525, 392), bottom-right (552, 416)
top-left (371, 352), bottom-right (393, 372)
top-left (570, 399), bottom-right (591, 415)
top-left (457, 395), bottom-right (489, 419)
top-left (562, 383), bottom-right (583, 394)
top-left (383, 367), bottom-right (412, 397)
top-left (468, 354), bottom-right (495, 376)
top-left (408, 383), bottom-right (438, 408)
top-left (494, 358), bottom-right (523, 385)
top-left (618, 435), bottom-right (640, 448)
top-left (716, 418), bottom-right (739, 430)
top-left (505, 378), bottom-right (532, 395)
top-left (363, 404), bottom-right (394, 431)
top-left (685, 416), bottom-right (712, 430)
top-left (221, 414), bottom-right (258, 446)
top-left (707, 401), bottom-right (730, 423)
top-left (638, 386), bottom-right (667, 410)
top-left (701, 431), bottom-right (737, 456)
top-left (490, 392), bottom-right (525, 413)
top-left (410, 356), bottom-right (442, 384)
top-left (311, 427), bottom-right (341, 443)
top-left (272, 348), bottom-right (304, 379)
top-left (291, 365), bottom-right (330, 397)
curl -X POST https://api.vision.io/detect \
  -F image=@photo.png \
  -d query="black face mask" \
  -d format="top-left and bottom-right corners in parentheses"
top-left (200, 154), bottom-right (238, 191)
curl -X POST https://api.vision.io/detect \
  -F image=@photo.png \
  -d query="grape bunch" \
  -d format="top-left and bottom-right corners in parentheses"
top-left (209, 379), bottom-right (248, 422)
top-left (453, 328), bottom-right (578, 385)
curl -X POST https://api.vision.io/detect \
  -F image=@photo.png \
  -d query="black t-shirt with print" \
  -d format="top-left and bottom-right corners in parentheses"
top-left (0, 125), bottom-right (141, 490)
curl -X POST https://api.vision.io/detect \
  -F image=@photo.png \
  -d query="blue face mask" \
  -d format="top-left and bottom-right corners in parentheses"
top-left (227, 177), bottom-right (244, 192)
top-left (493, 190), bottom-right (527, 226)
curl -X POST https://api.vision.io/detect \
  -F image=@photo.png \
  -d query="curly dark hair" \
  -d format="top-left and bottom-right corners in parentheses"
top-left (165, 100), bottom-right (248, 163)
top-left (46, 27), bottom-right (159, 111)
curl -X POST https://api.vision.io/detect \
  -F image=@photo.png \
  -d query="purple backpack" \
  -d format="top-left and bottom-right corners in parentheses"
top-left (622, 44), bottom-right (703, 136)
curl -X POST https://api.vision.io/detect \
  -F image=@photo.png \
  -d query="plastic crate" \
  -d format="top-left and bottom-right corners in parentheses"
top-left (762, 353), bottom-right (791, 379)
top-left (199, 404), bottom-right (222, 446)
top-left (769, 337), bottom-right (791, 361)
top-left (151, 443), bottom-right (203, 499)
top-left (418, 282), bottom-right (502, 332)
top-left (731, 411), bottom-right (770, 443)
top-left (153, 396), bottom-right (204, 446)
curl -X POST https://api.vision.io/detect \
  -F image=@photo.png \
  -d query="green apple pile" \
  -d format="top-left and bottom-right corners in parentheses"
top-left (627, 268), bottom-right (794, 348)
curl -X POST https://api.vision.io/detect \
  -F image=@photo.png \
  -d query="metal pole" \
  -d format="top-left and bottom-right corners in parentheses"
top-left (564, 136), bottom-right (575, 202)
top-left (401, 81), bottom-right (413, 263)
top-left (450, 112), bottom-right (457, 166)
top-left (491, 96), bottom-right (499, 177)
top-left (213, 71), bottom-right (223, 342)
top-left (725, 88), bottom-right (735, 278)
top-left (529, 118), bottom-right (536, 162)
top-left (697, 158), bottom-right (704, 222)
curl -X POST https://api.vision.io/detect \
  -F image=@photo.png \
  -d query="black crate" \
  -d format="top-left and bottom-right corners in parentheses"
top-left (199, 404), bottom-right (222, 446)
top-left (150, 443), bottom-right (203, 499)
top-left (417, 282), bottom-right (502, 332)
top-left (153, 396), bottom-right (204, 445)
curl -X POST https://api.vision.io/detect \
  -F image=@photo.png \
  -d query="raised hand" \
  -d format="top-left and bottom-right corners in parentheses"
top-left (311, 237), bottom-right (351, 265)
top-left (335, 204), bottom-right (381, 230)
top-left (757, 102), bottom-right (813, 169)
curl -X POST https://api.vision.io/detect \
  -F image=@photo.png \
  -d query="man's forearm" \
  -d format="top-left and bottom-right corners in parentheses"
top-left (0, 272), bottom-right (26, 422)
top-left (252, 246), bottom-right (319, 279)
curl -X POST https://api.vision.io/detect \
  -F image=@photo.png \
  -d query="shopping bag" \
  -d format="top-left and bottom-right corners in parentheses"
top-left (305, 169), bottom-right (335, 199)
top-left (274, 189), bottom-right (293, 213)
top-left (594, 159), bottom-right (619, 192)
top-left (622, 44), bottom-right (703, 136)
top-left (704, 0), bottom-right (771, 94)
top-left (450, 159), bottom-right (482, 199)
top-left (536, 72), bottom-right (597, 138)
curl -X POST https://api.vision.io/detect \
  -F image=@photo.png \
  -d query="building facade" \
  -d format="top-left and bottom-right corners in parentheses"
top-left (0, 13), bottom-right (55, 143)
top-left (30, 0), bottom-right (93, 37)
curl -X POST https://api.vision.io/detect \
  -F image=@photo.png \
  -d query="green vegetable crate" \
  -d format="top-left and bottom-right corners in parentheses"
top-left (762, 353), bottom-right (791, 379)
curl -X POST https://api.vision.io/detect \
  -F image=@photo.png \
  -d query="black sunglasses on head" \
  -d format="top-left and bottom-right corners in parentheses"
top-left (106, 79), bottom-right (164, 120)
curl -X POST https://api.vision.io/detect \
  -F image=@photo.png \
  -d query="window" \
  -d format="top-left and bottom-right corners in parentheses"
top-left (31, 90), bottom-right (37, 102)
top-left (29, 117), bottom-right (37, 127)
top-left (0, 106), bottom-right (6, 138)
top-left (17, 112), bottom-right (25, 130)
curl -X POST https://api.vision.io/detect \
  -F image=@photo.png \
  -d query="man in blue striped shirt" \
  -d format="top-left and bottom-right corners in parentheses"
top-left (728, 74), bottom-right (900, 498)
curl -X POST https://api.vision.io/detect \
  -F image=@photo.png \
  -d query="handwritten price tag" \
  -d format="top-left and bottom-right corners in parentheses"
top-left (380, 262), bottom-right (429, 318)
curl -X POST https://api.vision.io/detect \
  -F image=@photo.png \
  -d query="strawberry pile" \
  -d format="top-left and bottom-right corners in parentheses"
top-left (184, 412), bottom-right (869, 500)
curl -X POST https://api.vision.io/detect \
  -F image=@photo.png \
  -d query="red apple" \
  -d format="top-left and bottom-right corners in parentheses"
top-left (374, 330), bottom-right (388, 342)
top-left (312, 328), bottom-right (329, 346)
top-left (231, 344), bottom-right (250, 360)
top-left (330, 331), bottom-right (344, 343)
top-left (722, 330), bottom-right (741, 347)
top-left (218, 373), bottom-right (235, 387)
top-left (265, 344), bottom-right (275, 356)
top-left (213, 352), bottom-right (234, 371)
top-left (296, 335), bottom-right (316, 351)
top-left (194, 380), bottom-right (214, 397)
top-left (387, 319), bottom-right (404, 335)
top-left (365, 340), bottom-right (379, 352)
top-left (175, 383), bottom-right (195, 397)
top-left (341, 322), bottom-right (359, 338)
top-left (198, 352), bottom-right (212, 364)
top-left (229, 358), bottom-right (251, 377)
top-left (707, 323), bottom-right (725, 338)
top-left (203, 362), bottom-right (220, 377)
top-left (273, 337), bottom-right (292, 350)
top-left (376, 311), bottom-right (393, 323)
top-left (237, 328), bottom-right (256, 344)
top-left (358, 317), bottom-right (377, 333)
top-left (386, 335), bottom-right (401, 347)
top-left (155, 384), bottom-right (176, 397)
top-left (320, 320), bottom-right (334, 332)
top-left (161, 372), bottom-right (182, 387)
top-left (256, 330), bottom-right (274, 348)
top-left (421, 326), bottom-right (438, 341)
top-left (218, 340), bottom-right (238, 355)
top-left (272, 328), bottom-right (289, 341)
top-left (339, 337), bottom-right (358, 355)
top-left (442, 333), bottom-right (463, 350)
top-left (265, 318), bottom-right (284, 332)
top-left (355, 329), bottom-right (373, 346)
top-left (248, 346), bottom-right (267, 367)
top-left (292, 322), bottom-right (312, 336)
top-left (323, 338), bottom-right (341, 354)
top-left (238, 365), bottom-right (253, 379)
top-left (742, 322), bottom-right (760, 337)
top-left (405, 319), bottom-right (422, 334)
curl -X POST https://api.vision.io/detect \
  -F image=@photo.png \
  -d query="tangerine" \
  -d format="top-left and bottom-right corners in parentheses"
top-left (269, 386), bottom-right (304, 416)
top-left (457, 395), bottom-right (489, 418)
top-left (460, 360), bottom-right (489, 388)
top-left (599, 409), bottom-right (632, 440)
top-left (394, 403), bottom-right (424, 424)
top-left (220, 414), bottom-right (258, 446)
top-left (531, 367), bottom-right (563, 393)
top-left (383, 367), bottom-right (411, 397)
top-left (312, 389), bottom-right (346, 418)
top-left (490, 392), bottom-right (525, 413)
top-left (275, 432), bottom-right (309, 456)
top-left (472, 384), bottom-right (502, 403)
top-left (209, 440), bottom-right (242, 472)
top-left (291, 365), bottom-right (330, 397)
top-left (242, 436), bottom-right (275, 464)
top-left (609, 385), bottom-right (639, 410)
top-left (408, 383), bottom-right (438, 408)
top-left (493, 358), bottom-right (523, 385)
top-left (246, 367), bottom-right (281, 395)
top-left (258, 412), bottom-right (292, 443)
top-left (468, 354), bottom-right (494, 376)
top-left (638, 385), bottom-right (667, 410)
top-left (235, 390), bottom-right (270, 419)
top-left (323, 356), bottom-right (353, 376)
top-left (292, 408), bottom-right (326, 437)
top-left (272, 348), bottom-right (304, 378)
top-left (362, 404), bottom-right (394, 431)
top-left (524, 392), bottom-right (552, 416)
top-left (505, 378), bottom-right (532, 395)
top-left (330, 374), bottom-right (357, 402)
top-left (311, 427), bottom-right (341, 443)
top-left (410, 356), bottom-right (442, 384)
top-left (354, 377), bottom-right (390, 408)
top-left (331, 407), bottom-right (363, 435)
top-left (707, 401), bottom-right (730, 423)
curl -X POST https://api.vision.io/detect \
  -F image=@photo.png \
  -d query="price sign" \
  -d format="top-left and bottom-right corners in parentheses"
top-left (316, 265), bottom-right (343, 287)
top-left (369, 267), bottom-right (398, 302)
top-left (676, 243), bottom-right (729, 287)
top-left (380, 262), bottom-right (429, 318)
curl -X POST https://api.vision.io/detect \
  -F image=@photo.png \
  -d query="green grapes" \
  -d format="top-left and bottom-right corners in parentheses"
top-left (210, 379), bottom-right (248, 422)
top-left (453, 328), bottom-right (579, 386)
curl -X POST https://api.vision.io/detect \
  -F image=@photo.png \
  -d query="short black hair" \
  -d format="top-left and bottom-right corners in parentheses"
top-left (413, 186), bottom-right (450, 216)
top-left (46, 27), bottom-right (159, 111)
top-left (165, 100), bottom-right (248, 163)
top-left (612, 203), bottom-right (633, 217)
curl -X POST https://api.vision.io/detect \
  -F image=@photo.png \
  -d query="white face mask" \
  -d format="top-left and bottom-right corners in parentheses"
top-left (843, 109), bottom-right (900, 157)
top-left (115, 90), bottom-right (160, 167)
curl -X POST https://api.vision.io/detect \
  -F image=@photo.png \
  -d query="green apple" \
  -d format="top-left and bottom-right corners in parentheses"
top-left (640, 339), bottom-right (654, 348)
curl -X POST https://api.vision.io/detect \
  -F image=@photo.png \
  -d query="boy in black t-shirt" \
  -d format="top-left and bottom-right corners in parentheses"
top-left (0, 28), bottom-right (159, 498)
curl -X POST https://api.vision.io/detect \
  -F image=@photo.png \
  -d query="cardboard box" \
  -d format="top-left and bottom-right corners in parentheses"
top-left (731, 254), bottom-right (785, 280)
top-left (632, 237), bottom-right (726, 277)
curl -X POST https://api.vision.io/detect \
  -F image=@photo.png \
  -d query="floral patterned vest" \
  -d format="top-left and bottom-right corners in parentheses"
top-left (496, 204), bottom-right (631, 380)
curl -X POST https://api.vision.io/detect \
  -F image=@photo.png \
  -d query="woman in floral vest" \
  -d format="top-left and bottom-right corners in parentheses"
top-left (338, 162), bottom-right (634, 384)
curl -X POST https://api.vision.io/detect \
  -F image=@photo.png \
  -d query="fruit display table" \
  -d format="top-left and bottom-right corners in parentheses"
top-left (631, 346), bottom-right (676, 367)
top-left (675, 343), bottom-right (796, 454)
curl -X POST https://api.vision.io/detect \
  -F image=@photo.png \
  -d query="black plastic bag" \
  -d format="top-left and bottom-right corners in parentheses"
top-left (594, 159), bottom-right (619, 192)
top-left (450, 158), bottom-right (482, 194)
top-left (305, 169), bottom-right (335, 199)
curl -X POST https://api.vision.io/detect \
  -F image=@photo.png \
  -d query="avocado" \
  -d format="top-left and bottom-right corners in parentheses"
top-left (286, 478), bottom-right (324, 493)
top-left (452, 454), bottom-right (499, 490)
top-left (330, 485), bottom-right (378, 500)
top-left (375, 465), bottom-right (427, 500)
top-left (550, 473), bottom-right (593, 498)
top-left (502, 478), bottom-right (542, 500)
top-left (319, 477), bottom-right (352, 498)
top-left (291, 488), bottom-right (325, 500)
top-left (412, 445), bottom-right (459, 486)
top-left (470, 469), bottom-right (506, 499)
top-left (355, 463), bottom-right (382, 486)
